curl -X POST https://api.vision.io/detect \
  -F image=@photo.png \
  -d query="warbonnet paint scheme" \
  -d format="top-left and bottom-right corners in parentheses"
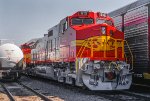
top-left (22, 11), bottom-right (133, 90)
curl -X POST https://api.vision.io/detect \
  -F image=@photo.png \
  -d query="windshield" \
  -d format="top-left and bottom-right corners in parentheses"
top-left (97, 19), bottom-right (113, 26)
top-left (72, 18), bottom-right (94, 25)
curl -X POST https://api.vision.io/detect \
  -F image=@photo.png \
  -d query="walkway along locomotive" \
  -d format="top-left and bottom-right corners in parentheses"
top-left (22, 11), bottom-right (133, 90)
top-left (0, 40), bottom-right (24, 80)
top-left (109, 0), bottom-right (150, 85)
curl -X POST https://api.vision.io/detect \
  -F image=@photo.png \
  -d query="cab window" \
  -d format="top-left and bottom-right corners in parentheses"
top-left (63, 21), bottom-right (68, 32)
top-left (72, 18), bottom-right (94, 25)
top-left (97, 19), bottom-right (113, 26)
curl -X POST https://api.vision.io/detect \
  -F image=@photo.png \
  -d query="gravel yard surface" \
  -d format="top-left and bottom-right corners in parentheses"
top-left (19, 76), bottom-right (110, 101)
top-left (0, 85), bottom-right (10, 101)
top-left (0, 92), bottom-right (10, 101)
top-left (0, 82), bottom-right (43, 101)
top-left (1, 76), bottom-right (149, 101)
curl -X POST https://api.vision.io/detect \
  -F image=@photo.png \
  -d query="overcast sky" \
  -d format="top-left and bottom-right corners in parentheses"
top-left (0, 0), bottom-right (137, 45)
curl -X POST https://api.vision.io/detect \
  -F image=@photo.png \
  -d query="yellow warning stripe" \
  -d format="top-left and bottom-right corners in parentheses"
top-left (71, 36), bottom-right (124, 51)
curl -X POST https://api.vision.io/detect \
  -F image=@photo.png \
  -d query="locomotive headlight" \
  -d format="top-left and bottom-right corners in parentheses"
top-left (102, 13), bottom-right (107, 17)
top-left (79, 11), bottom-right (88, 16)
top-left (101, 27), bottom-right (106, 35)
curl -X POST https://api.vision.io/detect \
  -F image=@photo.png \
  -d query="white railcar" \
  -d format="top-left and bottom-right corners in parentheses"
top-left (0, 40), bottom-right (23, 80)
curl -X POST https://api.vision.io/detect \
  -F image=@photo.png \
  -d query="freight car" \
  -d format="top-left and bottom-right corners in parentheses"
top-left (22, 11), bottom-right (132, 90)
top-left (109, 0), bottom-right (150, 85)
top-left (0, 39), bottom-right (24, 80)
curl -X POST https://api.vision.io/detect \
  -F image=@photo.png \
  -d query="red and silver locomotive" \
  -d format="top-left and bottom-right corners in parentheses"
top-left (23, 11), bottom-right (132, 90)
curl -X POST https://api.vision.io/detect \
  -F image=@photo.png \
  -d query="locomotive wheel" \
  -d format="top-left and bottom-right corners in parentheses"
top-left (14, 72), bottom-right (21, 81)
top-left (17, 72), bottom-right (21, 79)
top-left (81, 85), bottom-right (87, 90)
top-left (62, 77), bottom-right (66, 85)
top-left (72, 78), bottom-right (76, 86)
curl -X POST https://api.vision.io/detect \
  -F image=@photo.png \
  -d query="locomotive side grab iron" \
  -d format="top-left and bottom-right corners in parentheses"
top-left (22, 11), bottom-right (133, 90)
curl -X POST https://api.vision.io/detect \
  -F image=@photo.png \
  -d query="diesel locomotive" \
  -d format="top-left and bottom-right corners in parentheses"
top-left (22, 11), bottom-right (132, 90)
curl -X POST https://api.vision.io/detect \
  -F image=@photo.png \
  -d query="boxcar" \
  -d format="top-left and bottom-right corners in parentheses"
top-left (109, 0), bottom-right (150, 84)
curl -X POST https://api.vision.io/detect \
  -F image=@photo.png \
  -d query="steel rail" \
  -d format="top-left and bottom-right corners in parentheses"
top-left (17, 81), bottom-right (52, 101)
top-left (132, 83), bottom-right (150, 88)
top-left (25, 75), bottom-right (128, 101)
top-left (0, 82), bottom-right (16, 101)
top-left (24, 75), bottom-right (150, 101)
top-left (118, 90), bottom-right (150, 100)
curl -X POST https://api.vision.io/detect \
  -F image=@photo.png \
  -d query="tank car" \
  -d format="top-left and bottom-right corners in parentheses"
top-left (109, 0), bottom-right (150, 85)
top-left (0, 40), bottom-right (23, 80)
top-left (23, 11), bottom-right (133, 90)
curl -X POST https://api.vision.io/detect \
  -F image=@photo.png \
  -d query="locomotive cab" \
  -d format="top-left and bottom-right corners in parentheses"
top-left (66, 11), bottom-right (132, 90)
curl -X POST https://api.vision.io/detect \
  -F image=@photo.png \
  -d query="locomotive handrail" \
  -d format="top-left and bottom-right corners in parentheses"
top-left (109, 61), bottom-right (120, 71)
top-left (79, 41), bottom-right (88, 58)
top-left (76, 40), bottom-right (88, 58)
top-left (76, 40), bottom-right (88, 73)
top-left (124, 40), bottom-right (133, 71)
top-left (124, 52), bottom-right (127, 62)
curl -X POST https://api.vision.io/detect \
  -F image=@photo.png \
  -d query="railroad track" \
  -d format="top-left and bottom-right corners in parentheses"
top-left (0, 81), bottom-right (51, 101)
top-left (118, 90), bottom-right (150, 100)
top-left (22, 75), bottom-right (150, 101)
top-left (0, 82), bottom-right (15, 101)
top-left (81, 89), bottom-right (150, 101)
top-left (132, 83), bottom-right (150, 89)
